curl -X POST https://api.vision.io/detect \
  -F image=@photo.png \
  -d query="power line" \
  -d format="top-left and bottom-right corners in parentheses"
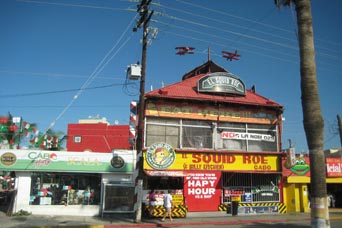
top-left (153, 9), bottom-right (341, 63)
top-left (150, 6), bottom-right (341, 72)
top-left (174, 0), bottom-right (294, 34)
top-left (154, 11), bottom-right (299, 51)
top-left (0, 70), bottom-right (124, 80)
top-left (158, 24), bottom-right (340, 73)
top-left (151, 1), bottom-right (341, 69)
top-left (0, 83), bottom-right (133, 98)
top-left (17, 0), bottom-right (134, 12)
top-left (173, 0), bottom-right (342, 50)
top-left (45, 13), bottom-right (139, 132)
top-left (154, 2), bottom-right (298, 46)
top-left (155, 20), bottom-right (299, 60)
top-left (2, 104), bottom-right (129, 108)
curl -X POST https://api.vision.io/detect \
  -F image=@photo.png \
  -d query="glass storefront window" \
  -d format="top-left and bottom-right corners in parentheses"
top-left (145, 117), bottom-right (179, 148)
top-left (182, 121), bottom-right (212, 149)
top-left (30, 172), bottom-right (101, 206)
top-left (145, 117), bottom-right (279, 152)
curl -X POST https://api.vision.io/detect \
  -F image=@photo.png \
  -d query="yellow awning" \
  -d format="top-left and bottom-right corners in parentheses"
top-left (286, 176), bottom-right (342, 184)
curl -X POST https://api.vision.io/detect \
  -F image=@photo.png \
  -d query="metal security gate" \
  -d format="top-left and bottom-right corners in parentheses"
top-left (101, 184), bottom-right (135, 217)
top-left (222, 172), bottom-right (280, 203)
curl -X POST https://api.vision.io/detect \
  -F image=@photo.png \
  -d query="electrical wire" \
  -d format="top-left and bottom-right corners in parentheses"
top-left (160, 31), bottom-right (341, 74)
top-left (174, 0), bottom-right (342, 50)
top-left (154, 1), bottom-right (297, 45)
top-left (0, 83), bottom-right (134, 98)
top-left (150, 8), bottom-right (341, 72)
top-left (0, 70), bottom-right (124, 80)
top-left (152, 1), bottom-right (341, 67)
top-left (174, 0), bottom-right (293, 34)
top-left (45, 13), bottom-right (139, 132)
top-left (153, 9), bottom-right (341, 63)
top-left (155, 20), bottom-right (299, 59)
top-left (154, 10), bottom-right (298, 51)
top-left (17, 0), bottom-right (135, 12)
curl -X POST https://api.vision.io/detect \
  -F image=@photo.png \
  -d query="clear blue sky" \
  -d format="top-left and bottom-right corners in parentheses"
top-left (0, 0), bottom-right (341, 152)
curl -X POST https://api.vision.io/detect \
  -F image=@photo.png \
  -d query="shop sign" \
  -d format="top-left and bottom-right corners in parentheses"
top-left (282, 156), bottom-right (310, 176)
top-left (186, 172), bottom-right (219, 199)
top-left (145, 102), bottom-right (276, 124)
top-left (0, 149), bottom-right (135, 173)
top-left (231, 195), bottom-right (241, 202)
top-left (224, 188), bottom-right (244, 196)
top-left (111, 155), bottom-right (125, 169)
top-left (239, 205), bottom-right (279, 214)
top-left (146, 142), bottom-right (176, 170)
top-left (0, 152), bottom-right (16, 166)
top-left (184, 171), bottom-right (222, 211)
top-left (198, 72), bottom-right (246, 96)
top-left (28, 151), bottom-right (58, 167)
top-left (221, 132), bottom-right (275, 142)
top-left (244, 193), bottom-right (252, 202)
top-left (144, 152), bottom-right (279, 172)
top-left (326, 158), bottom-right (342, 177)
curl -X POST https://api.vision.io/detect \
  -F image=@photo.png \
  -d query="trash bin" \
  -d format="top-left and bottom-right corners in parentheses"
top-left (226, 203), bottom-right (231, 214)
top-left (231, 201), bottom-right (238, 216)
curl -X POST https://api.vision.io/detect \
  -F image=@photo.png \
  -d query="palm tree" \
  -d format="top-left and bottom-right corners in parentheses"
top-left (275, 0), bottom-right (328, 227)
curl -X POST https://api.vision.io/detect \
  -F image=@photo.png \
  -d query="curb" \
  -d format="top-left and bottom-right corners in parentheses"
top-left (8, 212), bottom-right (342, 228)
top-left (104, 217), bottom-right (312, 228)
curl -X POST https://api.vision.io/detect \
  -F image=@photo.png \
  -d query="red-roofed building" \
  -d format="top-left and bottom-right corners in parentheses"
top-left (141, 60), bottom-right (286, 215)
top-left (66, 117), bottom-right (131, 152)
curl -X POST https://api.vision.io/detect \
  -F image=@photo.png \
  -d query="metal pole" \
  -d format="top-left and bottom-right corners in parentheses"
top-left (337, 114), bottom-right (342, 147)
top-left (134, 0), bottom-right (153, 222)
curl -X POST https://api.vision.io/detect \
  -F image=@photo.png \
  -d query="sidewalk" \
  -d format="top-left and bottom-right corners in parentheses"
top-left (0, 210), bottom-right (341, 228)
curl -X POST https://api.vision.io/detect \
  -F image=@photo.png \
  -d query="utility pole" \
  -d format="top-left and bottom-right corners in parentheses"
top-left (338, 114), bottom-right (342, 147)
top-left (133, 0), bottom-right (153, 223)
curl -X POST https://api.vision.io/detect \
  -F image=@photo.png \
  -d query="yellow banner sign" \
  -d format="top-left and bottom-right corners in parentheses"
top-left (145, 101), bottom-right (277, 124)
top-left (144, 152), bottom-right (280, 172)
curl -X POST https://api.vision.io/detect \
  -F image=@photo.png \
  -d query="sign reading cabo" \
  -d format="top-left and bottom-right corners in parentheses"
top-left (198, 72), bottom-right (246, 96)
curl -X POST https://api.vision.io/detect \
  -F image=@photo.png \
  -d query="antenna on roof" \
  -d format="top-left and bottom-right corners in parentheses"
top-left (208, 47), bottom-right (210, 61)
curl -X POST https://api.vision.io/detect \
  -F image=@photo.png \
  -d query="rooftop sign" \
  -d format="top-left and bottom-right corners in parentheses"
top-left (198, 72), bottom-right (246, 96)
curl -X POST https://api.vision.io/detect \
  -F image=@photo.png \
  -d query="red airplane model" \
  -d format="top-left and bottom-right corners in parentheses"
top-left (222, 50), bottom-right (241, 61)
top-left (175, 46), bottom-right (195, 55)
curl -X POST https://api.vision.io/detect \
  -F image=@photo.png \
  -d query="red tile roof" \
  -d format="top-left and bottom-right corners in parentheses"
top-left (145, 61), bottom-right (283, 110)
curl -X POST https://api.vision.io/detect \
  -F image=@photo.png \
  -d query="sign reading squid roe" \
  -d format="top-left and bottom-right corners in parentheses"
top-left (143, 152), bottom-right (280, 172)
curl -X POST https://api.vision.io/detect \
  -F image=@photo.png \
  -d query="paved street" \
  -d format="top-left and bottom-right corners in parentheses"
top-left (1, 209), bottom-right (342, 228)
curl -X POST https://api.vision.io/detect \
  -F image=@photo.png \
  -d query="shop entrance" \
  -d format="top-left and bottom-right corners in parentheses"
top-left (285, 183), bottom-right (309, 213)
top-left (326, 183), bottom-right (342, 208)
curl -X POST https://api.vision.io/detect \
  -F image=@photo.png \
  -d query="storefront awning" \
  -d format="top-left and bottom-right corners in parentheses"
top-left (286, 176), bottom-right (342, 184)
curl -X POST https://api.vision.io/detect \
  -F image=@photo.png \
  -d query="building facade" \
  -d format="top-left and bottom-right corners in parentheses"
top-left (66, 117), bottom-right (131, 152)
top-left (282, 148), bottom-right (342, 213)
top-left (0, 149), bottom-right (136, 216)
top-left (141, 61), bottom-right (285, 215)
